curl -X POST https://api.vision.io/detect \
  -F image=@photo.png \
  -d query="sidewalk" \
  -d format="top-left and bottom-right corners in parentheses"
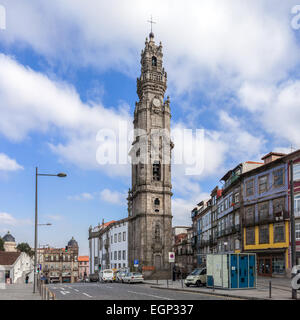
top-left (144, 276), bottom-right (299, 300)
top-left (0, 284), bottom-right (42, 300)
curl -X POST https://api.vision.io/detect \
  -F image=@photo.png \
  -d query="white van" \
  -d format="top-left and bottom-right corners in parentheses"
top-left (100, 269), bottom-right (114, 283)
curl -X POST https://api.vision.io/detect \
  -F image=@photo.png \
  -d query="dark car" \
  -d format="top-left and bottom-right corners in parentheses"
top-left (89, 273), bottom-right (99, 282)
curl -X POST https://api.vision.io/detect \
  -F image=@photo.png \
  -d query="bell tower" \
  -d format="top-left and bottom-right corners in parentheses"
top-left (127, 31), bottom-right (173, 279)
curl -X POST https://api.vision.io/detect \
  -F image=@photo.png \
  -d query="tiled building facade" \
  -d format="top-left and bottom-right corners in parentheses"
top-left (192, 151), bottom-right (300, 277)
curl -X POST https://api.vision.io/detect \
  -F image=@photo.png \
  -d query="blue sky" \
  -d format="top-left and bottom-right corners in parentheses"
top-left (1, 1), bottom-right (300, 255)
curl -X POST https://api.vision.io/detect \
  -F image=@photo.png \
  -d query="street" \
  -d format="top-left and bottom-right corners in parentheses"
top-left (48, 282), bottom-right (234, 300)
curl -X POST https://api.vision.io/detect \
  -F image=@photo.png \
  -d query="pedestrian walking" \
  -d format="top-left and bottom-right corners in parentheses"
top-left (25, 275), bottom-right (29, 284)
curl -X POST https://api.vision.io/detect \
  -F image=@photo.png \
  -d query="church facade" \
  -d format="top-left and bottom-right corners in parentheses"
top-left (127, 32), bottom-right (173, 279)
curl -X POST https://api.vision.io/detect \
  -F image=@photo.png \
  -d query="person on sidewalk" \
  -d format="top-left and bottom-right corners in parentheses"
top-left (173, 266), bottom-right (176, 281)
top-left (25, 275), bottom-right (29, 284)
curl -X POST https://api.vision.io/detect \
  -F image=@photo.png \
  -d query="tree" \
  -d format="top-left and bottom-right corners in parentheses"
top-left (17, 243), bottom-right (34, 257)
top-left (0, 237), bottom-right (4, 251)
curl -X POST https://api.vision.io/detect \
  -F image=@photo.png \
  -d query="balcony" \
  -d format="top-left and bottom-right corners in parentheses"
top-left (198, 240), bottom-right (209, 248)
top-left (243, 210), bottom-right (289, 227)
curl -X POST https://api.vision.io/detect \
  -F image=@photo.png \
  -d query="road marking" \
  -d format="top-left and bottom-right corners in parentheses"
top-left (127, 290), bottom-right (173, 300)
top-left (82, 292), bottom-right (92, 298)
top-left (74, 289), bottom-right (79, 292)
top-left (105, 285), bottom-right (113, 289)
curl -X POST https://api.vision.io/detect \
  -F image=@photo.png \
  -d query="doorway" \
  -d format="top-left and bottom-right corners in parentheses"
top-left (258, 257), bottom-right (272, 277)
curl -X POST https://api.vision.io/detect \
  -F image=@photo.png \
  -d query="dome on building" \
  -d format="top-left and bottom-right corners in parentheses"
top-left (67, 237), bottom-right (78, 247)
top-left (3, 231), bottom-right (15, 243)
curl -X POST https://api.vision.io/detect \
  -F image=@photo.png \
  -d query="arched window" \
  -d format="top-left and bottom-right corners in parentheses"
top-left (152, 56), bottom-right (157, 66)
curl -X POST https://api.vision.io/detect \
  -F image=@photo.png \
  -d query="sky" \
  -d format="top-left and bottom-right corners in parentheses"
top-left (1, 1), bottom-right (300, 255)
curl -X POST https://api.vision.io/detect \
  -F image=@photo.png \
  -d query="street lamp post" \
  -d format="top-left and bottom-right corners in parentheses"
top-left (33, 167), bottom-right (67, 294)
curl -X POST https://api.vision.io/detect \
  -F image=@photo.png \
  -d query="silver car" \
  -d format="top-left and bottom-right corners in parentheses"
top-left (123, 272), bottom-right (144, 284)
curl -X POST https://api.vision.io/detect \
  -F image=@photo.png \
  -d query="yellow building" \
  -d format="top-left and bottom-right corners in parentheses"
top-left (243, 221), bottom-right (289, 276)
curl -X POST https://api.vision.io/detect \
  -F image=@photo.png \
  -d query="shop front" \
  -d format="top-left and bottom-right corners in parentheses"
top-left (255, 250), bottom-right (287, 277)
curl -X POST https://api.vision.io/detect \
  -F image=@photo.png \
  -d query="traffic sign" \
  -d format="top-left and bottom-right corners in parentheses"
top-left (134, 259), bottom-right (139, 267)
top-left (169, 252), bottom-right (175, 263)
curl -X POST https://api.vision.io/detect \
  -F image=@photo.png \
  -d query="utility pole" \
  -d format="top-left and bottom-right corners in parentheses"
top-left (290, 160), bottom-right (297, 300)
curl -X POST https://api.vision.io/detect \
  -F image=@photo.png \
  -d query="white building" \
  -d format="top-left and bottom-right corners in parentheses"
top-left (0, 251), bottom-right (34, 284)
top-left (89, 218), bottom-right (129, 274)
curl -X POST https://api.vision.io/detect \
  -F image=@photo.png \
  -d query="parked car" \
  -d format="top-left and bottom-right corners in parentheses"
top-left (89, 273), bottom-right (99, 282)
top-left (184, 268), bottom-right (206, 287)
top-left (116, 271), bottom-right (127, 283)
top-left (100, 269), bottom-right (115, 283)
top-left (123, 272), bottom-right (144, 284)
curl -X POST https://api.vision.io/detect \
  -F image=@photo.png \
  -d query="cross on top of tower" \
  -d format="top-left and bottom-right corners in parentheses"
top-left (147, 15), bottom-right (156, 38)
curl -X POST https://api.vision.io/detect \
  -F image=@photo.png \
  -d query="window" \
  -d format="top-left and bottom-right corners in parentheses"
top-left (245, 206), bottom-right (255, 225)
top-left (152, 56), bottom-right (157, 66)
top-left (246, 228), bottom-right (255, 245)
top-left (122, 250), bottom-right (126, 260)
top-left (118, 233), bottom-right (121, 242)
top-left (233, 212), bottom-right (239, 226)
top-left (258, 201), bottom-right (269, 221)
top-left (123, 232), bottom-right (126, 241)
top-left (224, 199), bottom-right (228, 210)
top-left (273, 197), bottom-right (285, 216)
top-left (273, 168), bottom-right (284, 187)
top-left (259, 225), bottom-right (269, 244)
top-left (118, 251), bottom-right (121, 260)
top-left (154, 198), bottom-right (160, 206)
top-left (234, 193), bottom-right (240, 204)
top-left (114, 234), bottom-right (117, 243)
top-left (295, 195), bottom-right (300, 217)
top-left (296, 223), bottom-right (300, 240)
top-left (235, 239), bottom-right (240, 250)
top-left (229, 195), bottom-right (233, 206)
top-left (114, 251), bottom-right (117, 260)
top-left (246, 179), bottom-right (254, 196)
top-left (153, 161), bottom-right (161, 181)
top-left (259, 175), bottom-right (268, 194)
top-left (294, 163), bottom-right (300, 181)
top-left (274, 224), bottom-right (285, 243)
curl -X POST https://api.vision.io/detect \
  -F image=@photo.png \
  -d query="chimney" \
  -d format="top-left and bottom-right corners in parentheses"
top-left (261, 152), bottom-right (286, 165)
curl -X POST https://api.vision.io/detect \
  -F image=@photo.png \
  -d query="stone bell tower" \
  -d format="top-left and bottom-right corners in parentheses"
top-left (127, 31), bottom-right (173, 279)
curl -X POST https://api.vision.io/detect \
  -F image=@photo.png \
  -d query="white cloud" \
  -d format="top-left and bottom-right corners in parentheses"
top-left (67, 193), bottom-right (94, 201)
top-left (0, 53), bottom-right (133, 175)
top-left (100, 189), bottom-right (126, 205)
top-left (172, 193), bottom-right (210, 227)
top-left (1, 1), bottom-right (298, 94)
top-left (0, 212), bottom-right (31, 226)
top-left (0, 153), bottom-right (23, 171)
top-left (238, 80), bottom-right (300, 149)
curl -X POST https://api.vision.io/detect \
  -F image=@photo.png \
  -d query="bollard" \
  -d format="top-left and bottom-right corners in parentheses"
top-left (156, 279), bottom-right (158, 285)
top-left (181, 275), bottom-right (183, 288)
top-left (269, 281), bottom-right (272, 299)
top-left (167, 279), bottom-right (168, 288)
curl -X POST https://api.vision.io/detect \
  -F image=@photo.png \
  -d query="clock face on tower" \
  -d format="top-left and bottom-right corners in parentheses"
top-left (152, 98), bottom-right (161, 108)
